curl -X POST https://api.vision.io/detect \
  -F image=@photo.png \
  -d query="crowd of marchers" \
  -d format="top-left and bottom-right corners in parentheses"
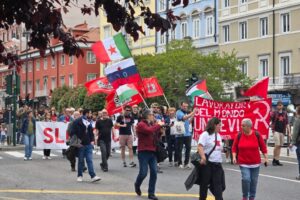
top-left (1, 100), bottom-right (300, 200)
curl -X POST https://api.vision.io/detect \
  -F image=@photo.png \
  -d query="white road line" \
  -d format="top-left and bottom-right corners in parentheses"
top-left (115, 150), bottom-right (129, 155)
top-left (225, 168), bottom-right (300, 184)
top-left (32, 151), bottom-right (58, 157)
top-left (0, 156), bottom-right (3, 159)
top-left (4, 151), bottom-right (24, 158)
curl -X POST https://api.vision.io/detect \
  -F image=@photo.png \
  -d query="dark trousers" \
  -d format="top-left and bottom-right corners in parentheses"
top-left (166, 135), bottom-right (176, 162)
top-left (175, 136), bottom-right (192, 165)
top-left (199, 162), bottom-right (224, 200)
top-left (99, 140), bottom-right (111, 169)
top-left (296, 144), bottom-right (300, 175)
top-left (135, 151), bottom-right (157, 195)
top-left (66, 146), bottom-right (77, 169)
top-left (43, 149), bottom-right (51, 156)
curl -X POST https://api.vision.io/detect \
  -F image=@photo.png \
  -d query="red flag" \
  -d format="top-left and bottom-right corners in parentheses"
top-left (244, 77), bottom-right (269, 99)
top-left (105, 90), bottom-right (143, 115)
top-left (84, 77), bottom-right (113, 95)
top-left (142, 77), bottom-right (164, 98)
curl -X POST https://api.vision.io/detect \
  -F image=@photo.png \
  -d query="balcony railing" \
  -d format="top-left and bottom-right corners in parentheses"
top-left (35, 90), bottom-right (47, 97)
top-left (269, 73), bottom-right (300, 89)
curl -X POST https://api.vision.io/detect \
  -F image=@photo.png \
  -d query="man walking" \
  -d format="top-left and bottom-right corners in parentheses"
top-left (175, 102), bottom-right (194, 169)
top-left (115, 105), bottom-right (136, 167)
top-left (71, 109), bottom-right (101, 182)
top-left (271, 100), bottom-right (289, 166)
top-left (95, 109), bottom-right (114, 172)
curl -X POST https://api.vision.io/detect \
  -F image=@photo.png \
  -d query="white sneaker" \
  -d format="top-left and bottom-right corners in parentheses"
top-left (179, 164), bottom-right (184, 169)
top-left (24, 157), bottom-right (28, 161)
top-left (47, 156), bottom-right (52, 160)
top-left (184, 164), bottom-right (192, 169)
top-left (91, 176), bottom-right (101, 182)
top-left (168, 162), bottom-right (173, 167)
top-left (77, 176), bottom-right (83, 182)
top-left (42, 156), bottom-right (46, 160)
top-left (28, 157), bottom-right (32, 160)
top-left (225, 158), bottom-right (230, 163)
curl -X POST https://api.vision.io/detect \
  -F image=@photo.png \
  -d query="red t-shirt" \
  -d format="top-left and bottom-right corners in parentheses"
top-left (232, 131), bottom-right (267, 165)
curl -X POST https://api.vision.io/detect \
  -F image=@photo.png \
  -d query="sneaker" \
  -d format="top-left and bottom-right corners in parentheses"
top-left (225, 158), bottom-right (230, 163)
top-left (174, 162), bottom-right (179, 167)
top-left (123, 162), bottom-right (127, 167)
top-left (28, 157), bottom-right (32, 160)
top-left (179, 164), bottom-right (184, 169)
top-left (129, 162), bottom-right (136, 168)
top-left (134, 183), bottom-right (142, 196)
top-left (91, 176), bottom-right (101, 182)
top-left (24, 157), bottom-right (28, 161)
top-left (168, 162), bottom-right (173, 167)
top-left (47, 156), bottom-right (52, 160)
top-left (77, 176), bottom-right (83, 182)
top-left (42, 156), bottom-right (46, 160)
top-left (157, 168), bottom-right (163, 173)
top-left (272, 159), bottom-right (278, 166)
top-left (276, 160), bottom-right (283, 166)
top-left (184, 164), bottom-right (192, 169)
top-left (148, 194), bottom-right (158, 200)
top-left (71, 167), bottom-right (76, 172)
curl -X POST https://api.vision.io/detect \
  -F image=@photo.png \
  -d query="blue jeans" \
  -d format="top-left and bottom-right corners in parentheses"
top-left (135, 151), bottom-right (157, 195)
top-left (24, 134), bottom-right (35, 158)
top-left (296, 144), bottom-right (300, 175)
top-left (240, 166), bottom-right (260, 199)
top-left (77, 144), bottom-right (96, 178)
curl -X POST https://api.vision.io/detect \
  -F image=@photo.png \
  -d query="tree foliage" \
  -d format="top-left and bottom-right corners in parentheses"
top-left (68, 86), bottom-right (87, 109)
top-left (83, 93), bottom-right (106, 112)
top-left (135, 40), bottom-right (253, 107)
top-left (50, 86), bottom-right (70, 110)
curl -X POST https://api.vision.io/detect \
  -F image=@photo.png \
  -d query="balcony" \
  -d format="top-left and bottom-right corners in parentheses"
top-left (35, 90), bottom-right (47, 97)
top-left (269, 73), bottom-right (300, 90)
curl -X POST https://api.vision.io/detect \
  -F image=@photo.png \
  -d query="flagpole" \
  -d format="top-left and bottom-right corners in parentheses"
top-left (163, 93), bottom-right (171, 108)
top-left (138, 93), bottom-right (149, 109)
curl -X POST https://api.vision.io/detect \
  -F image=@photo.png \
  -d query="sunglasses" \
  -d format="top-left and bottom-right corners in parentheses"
top-left (125, 110), bottom-right (131, 112)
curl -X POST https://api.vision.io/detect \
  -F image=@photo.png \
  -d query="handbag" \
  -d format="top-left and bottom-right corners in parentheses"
top-left (156, 140), bottom-right (168, 163)
top-left (69, 134), bottom-right (83, 148)
top-left (172, 120), bottom-right (185, 135)
top-left (191, 133), bottom-right (218, 167)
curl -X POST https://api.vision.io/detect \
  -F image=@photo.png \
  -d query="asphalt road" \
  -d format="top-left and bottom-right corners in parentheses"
top-left (0, 149), bottom-right (299, 200)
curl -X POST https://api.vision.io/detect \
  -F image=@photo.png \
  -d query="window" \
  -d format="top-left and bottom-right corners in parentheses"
top-left (61, 54), bottom-right (65, 65)
top-left (193, 19), bottom-right (200, 39)
top-left (223, 25), bottom-right (230, 42)
top-left (281, 56), bottom-right (290, 75)
top-left (28, 61), bottom-right (33, 72)
top-left (51, 77), bottom-right (56, 90)
top-left (35, 79), bottom-right (40, 91)
top-left (60, 76), bottom-right (65, 86)
top-left (87, 74), bottom-right (97, 81)
top-left (69, 55), bottom-right (73, 65)
top-left (22, 81), bottom-right (26, 94)
top-left (241, 0), bottom-right (247, 3)
top-left (159, 0), bottom-right (165, 11)
top-left (69, 74), bottom-right (74, 88)
top-left (86, 51), bottom-right (96, 64)
top-left (28, 81), bottom-right (32, 93)
top-left (239, 21), bottom-right (247, 39)
top-left (259, 58), bottom-right (269, 78)
top-left (206, 16), bottom-right (214, 36)
top-left (281, 13), bottom-right (290, 33)
top-left (43, 76), bottom-right (48, 92)
top-left (260, 17), bottom-right (268, 36)
top-left (159, 32), bottom-right (165, 45)
top-left (239, 60), bottom-right (248, 75)
top-left (44, 58), bottom-right (48, 70)
top-left (224, 0), bottom-right (230, 8)
top-left (36, 59), bottom-right (40, 71)
top-left (103, 26), bottom-right (111, 39)
top-left (22, 64), bottom-right (26, 73)
top-left (181, 22), bottom-right (187, 39)
top-left (51, 56), bottom-right (55, 67)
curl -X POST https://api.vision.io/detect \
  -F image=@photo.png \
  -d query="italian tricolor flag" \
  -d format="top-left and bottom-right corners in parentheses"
top-left (116, 84), bottom-right (139, 103)
top-left (186, 80), bottom-right (212, 104)
top-left (92, 33), bottom-right (132, 64)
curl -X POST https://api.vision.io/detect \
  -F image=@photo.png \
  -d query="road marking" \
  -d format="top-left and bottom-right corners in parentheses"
top-left (4, 151), bottom-right (24, 158)
top-left (225, 168), bottom-right (300, 184)
top-left (0, 197), bottom-right (26, 200)
top-left (32, 151), bottom-right (58, 157)
top-left (0, 156), bottom-right (2, 159)
top-left (0, 189), bottom-right (215, 199)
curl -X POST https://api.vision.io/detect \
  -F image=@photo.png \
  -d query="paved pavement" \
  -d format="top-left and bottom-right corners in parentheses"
top-left (0, 147), bottom-right (299, 200)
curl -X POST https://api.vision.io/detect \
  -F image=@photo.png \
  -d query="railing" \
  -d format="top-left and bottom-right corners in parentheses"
top-left (269, 73), bottom-right (300, 89)
top-left (35, 90), bottom-right (47, 97)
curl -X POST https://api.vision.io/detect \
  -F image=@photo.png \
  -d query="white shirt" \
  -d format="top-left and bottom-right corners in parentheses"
top-left (198, 131), bottom-right (223, 163)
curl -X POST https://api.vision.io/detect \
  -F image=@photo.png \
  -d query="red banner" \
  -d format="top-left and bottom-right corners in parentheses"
top-left (193, 97), bottom-right (272, 141)
top-left (106, 90), bottom-right (143, 115)
top-left (142, 77), bottom-right (164, 98)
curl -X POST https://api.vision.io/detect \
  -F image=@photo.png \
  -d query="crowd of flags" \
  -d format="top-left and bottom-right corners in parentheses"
top-left (86, 33), bottom-right (270, 115)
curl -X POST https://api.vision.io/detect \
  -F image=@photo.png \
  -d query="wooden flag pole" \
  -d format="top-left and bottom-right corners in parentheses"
top-left (138, 93), bottom-right (149, 109)
top-left (163, 93), bottom-right (171, 108)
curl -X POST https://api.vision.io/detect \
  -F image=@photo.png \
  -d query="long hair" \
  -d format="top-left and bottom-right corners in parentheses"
top-left (205, 117), bottom-right (221, 135)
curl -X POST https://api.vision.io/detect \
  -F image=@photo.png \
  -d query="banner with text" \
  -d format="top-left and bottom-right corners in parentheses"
top-left (36, 122), bottom-right (69, 149)
top-left (194, 97), bottom-right (272, 141)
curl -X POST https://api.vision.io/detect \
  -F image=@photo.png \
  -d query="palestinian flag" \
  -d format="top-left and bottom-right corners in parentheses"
top-left (92, 33), bottom-right (131, 64)
top-left (186, 80), bottom-right (212, 104)
top-left (116, 84), bottom-right (139, 103)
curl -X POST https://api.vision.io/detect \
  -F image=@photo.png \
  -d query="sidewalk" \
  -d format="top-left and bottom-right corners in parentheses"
top-left (0, 144), bottom-right (24, 151)
top-left (267, 146), bottom-right (297, 159)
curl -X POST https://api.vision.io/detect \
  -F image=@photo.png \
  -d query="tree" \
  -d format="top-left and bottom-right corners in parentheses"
top-left (134, 40), bottom-right (252, 107)
top-left (68, 86), bottom-right (87, 109)
top-left (82, 93), bottom-right (106, 112)
top-left (0, 0), bottom-right (187, 66)
top-left (50, 86), bottom-right (70, 110)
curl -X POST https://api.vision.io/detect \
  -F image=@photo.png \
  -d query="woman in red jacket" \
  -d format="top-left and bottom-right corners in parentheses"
top-left (232, 118), bottom-right (268, 200)
top-left (134, 109), bottom-right (163, 200)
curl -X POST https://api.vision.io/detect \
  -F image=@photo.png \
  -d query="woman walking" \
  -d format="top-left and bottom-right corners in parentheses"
top-left (232, 118), bottom-right (268, 200)
top-left (290, 106), bottom-right (300, 180)
top-left (42, 112), bottom-right (52, 160)
top-left (22, 111), bottom-right (36, 160)
top-left (198, 117), bottom-right (225, 200)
